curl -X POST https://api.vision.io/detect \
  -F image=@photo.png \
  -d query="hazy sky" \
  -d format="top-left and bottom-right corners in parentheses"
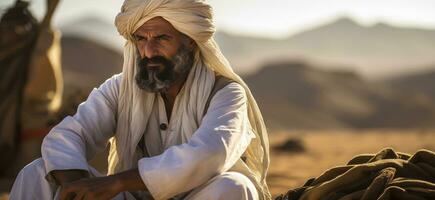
top-left (2, 0), bottom-right (435, 38)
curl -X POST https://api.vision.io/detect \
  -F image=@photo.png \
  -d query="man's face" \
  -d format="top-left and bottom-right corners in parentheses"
top-left (133, 17), bottom-right (194, 93)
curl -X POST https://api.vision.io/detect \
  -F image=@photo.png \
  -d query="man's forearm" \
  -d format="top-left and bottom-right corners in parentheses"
top-left (55, 168), bottom-right (147, 199)
top-left (111, 168), bottom-right (148, 192)
top-left (50, 169), bottom-right (90, 186)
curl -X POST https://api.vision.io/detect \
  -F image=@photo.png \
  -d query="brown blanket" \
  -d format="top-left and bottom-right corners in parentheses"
top-left (276, 148), bottom-right (435, 200)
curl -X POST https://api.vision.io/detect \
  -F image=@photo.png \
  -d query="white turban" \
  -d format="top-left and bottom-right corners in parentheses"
top-left (110, 0), bottom-right (270, 199)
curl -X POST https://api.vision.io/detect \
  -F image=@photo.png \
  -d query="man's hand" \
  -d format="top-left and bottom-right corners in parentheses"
top-left (58, 168), bottom-right (147, 200)
top-left (59, 176), bottom-right (121, 200)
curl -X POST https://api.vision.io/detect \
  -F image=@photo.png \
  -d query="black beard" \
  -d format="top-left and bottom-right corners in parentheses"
top-left (135, 45), bottom-right (194, 93)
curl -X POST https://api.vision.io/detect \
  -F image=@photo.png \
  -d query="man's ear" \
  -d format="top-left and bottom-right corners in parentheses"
top-left (181, 34), bottom-right (196, 51)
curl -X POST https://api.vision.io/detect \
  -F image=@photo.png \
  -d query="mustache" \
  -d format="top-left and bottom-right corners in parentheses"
top-left (135, 55), bottom-right (175, 92)
top-left (134, 45), bottom-right (193, 92)
top-left (138, 56), bottom-right (173, 69)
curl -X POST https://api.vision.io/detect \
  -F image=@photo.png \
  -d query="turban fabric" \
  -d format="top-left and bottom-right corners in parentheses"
top-left (110, 0), bottom-right (270, 199)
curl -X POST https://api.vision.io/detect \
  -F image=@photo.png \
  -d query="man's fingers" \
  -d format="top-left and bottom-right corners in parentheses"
top-left (59, 184), bottom-right (80, 200)
top-left (58, 185), bottom-right (70, 200)
top-left (58, 177), bottom-right (118, 200)
top-left (72, 190), bottom-right (86, 200)
top-left (60, 190), bottom-right (76, 200)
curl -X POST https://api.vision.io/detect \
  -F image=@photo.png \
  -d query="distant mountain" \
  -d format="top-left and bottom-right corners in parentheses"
top-left (283, 17), bottom-right (435, 78)
top-left (60, 17), bottom-right (125, 52)
top-left (61, 36), bottom-right (122, 99)
top-left (217, 17), bottom-right (435, 78)
top-left (244, 61), bottom-right (435, 130)
top-left (385, 67), bottom-right (435, 100)
top-left (61, 16), bottom-right (435, 79)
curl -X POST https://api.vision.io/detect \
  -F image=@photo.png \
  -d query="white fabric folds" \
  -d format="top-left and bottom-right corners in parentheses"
top-left (110, 0), bottom-right (271, 199)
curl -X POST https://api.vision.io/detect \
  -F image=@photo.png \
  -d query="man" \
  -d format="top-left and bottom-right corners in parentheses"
top-left (10, 0), bottom-right (270, 199)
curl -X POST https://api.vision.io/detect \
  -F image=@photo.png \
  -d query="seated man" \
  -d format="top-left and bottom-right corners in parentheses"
top-left (10, 0), bottom-right (271, 199)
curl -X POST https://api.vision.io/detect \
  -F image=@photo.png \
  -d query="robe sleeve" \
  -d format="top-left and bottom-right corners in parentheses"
top-left (41, 74), bottom-right (121, 177)
top-left (137, 82), bottom-right (255, 199)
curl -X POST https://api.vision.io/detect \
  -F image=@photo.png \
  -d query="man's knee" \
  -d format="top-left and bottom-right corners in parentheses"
top-left (10, 158), bottom-right (51, 200)
top-left (210, 172), bottom-right (258, 199)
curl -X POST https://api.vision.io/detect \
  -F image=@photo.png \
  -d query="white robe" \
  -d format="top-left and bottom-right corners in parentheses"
top-left (38, 74), bottom-right (256, 199)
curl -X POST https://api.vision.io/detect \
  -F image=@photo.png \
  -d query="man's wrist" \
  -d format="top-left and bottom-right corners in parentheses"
top-left (111, 168), bottom-right (147, 192)
top-left (50, 169), bottom-right (89, 186)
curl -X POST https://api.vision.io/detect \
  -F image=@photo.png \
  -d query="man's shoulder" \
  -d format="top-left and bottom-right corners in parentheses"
top-left (91, 73), bottom-right (123, 105)
top-left (210, 80), bottom-right (246, 105)
top-left (98, 73), bottom-right (123, 91)
top-left (212, 75), bottom-right (244, 93)
top-left (107, 73), bottom-right (123, 85)
top-left (218, 82), bottom-right (246, 99)
top-left (203, 80), bottom-right (247, 117)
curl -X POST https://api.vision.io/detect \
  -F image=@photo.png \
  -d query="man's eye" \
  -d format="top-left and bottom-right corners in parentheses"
top-left (135, 36), bottom-right (146, 41)
top-left (156, 35), bottom-right (169, 41)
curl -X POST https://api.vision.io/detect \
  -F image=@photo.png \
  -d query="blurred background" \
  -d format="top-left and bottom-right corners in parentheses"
top-left (1, 0), bottom-right (435, 198)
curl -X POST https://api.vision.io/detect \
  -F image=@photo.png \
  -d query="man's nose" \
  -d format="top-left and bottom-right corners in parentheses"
top-left (143, 41), bottom-right (159, 59)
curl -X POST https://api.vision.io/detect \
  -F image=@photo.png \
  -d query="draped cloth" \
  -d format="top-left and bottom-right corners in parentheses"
top-left (109, 0), bottom-right (270, 199)
top-left (276, 148), bottom-right (435, 200)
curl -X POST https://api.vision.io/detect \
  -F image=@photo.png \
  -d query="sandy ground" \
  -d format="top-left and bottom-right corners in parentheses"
top-left (1, 130), bottom-right (434, 199)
